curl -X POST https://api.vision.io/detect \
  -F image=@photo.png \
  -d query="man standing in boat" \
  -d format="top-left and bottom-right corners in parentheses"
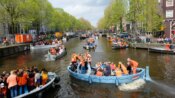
top-left (127, 58), bottom-right (138, 74)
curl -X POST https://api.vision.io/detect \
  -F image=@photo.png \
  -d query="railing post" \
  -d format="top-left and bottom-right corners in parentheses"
top-left (145, 66), bottom-right (151, 81)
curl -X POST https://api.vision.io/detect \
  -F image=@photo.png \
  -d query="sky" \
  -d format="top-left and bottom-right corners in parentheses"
top-left (48, 0), bottom-right (112, 27)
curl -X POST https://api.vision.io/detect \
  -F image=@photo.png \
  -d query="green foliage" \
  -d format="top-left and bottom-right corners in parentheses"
top-left (0, 0), bottom-right (93, 34)
top-left (127, 0), bottom-right (163, 32)
top-left (98, 0), bottom-right (163, 33)
top-left (97, 0), bottom-right (128, 31)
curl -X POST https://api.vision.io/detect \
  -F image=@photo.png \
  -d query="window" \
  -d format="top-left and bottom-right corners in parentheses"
top-left (166, 10), bottom-right (174, 18)
top-left (166, 0), bottom-right (174, 7)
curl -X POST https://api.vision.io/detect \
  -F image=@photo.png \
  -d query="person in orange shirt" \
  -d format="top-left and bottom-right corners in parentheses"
top-left (165, 42), bottom-right (170, 50)
top-left (17, 69), bottom-right (28, 95)
top-left (41, 69), bottom-right (48, 85)
top-left (127, 58), bottom-right (138, 74)
top-left (118, 62), bottom-right (128, 75)
top-left (6, 70), bottom-right (17, 98)
top-left (115, 67), bottom-right (122, 77)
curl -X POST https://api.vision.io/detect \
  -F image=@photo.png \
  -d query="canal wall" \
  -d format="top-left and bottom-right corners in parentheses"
top-left (0, 44), bottom-right (30, 58)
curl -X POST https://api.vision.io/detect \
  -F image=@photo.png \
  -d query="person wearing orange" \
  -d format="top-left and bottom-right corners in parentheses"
top-left (127, 58), bottom-right (138, 74)
top-left (41, 69), bottom-right (48, 85)
top-left (118, 62), bottom-right (128, 75)
top-left (17, 69), bottom-right (28, 95)
top-left (165, 42), bottom-right (170, 50)
top-left (115, 67), bottom-right (122, 77)
top-left (71, 53), bottom-right (78, 71)
top-left (6, 70), bottom-right (17, 98)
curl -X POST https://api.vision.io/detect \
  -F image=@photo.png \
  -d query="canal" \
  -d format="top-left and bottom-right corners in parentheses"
top-left (0, 37), bottom-right (175, 98)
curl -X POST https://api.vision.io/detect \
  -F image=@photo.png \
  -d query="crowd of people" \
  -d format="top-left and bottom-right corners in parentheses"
top-left (49, 45), bottom-right (65, 55)
top-left (0, 67), bottom-right (48, 98)
top-left (70, 52), bottom-right (92, 74)
top-left (157, 37), bottom-right (172, 44)
top-left (70, 52), bottom-right (139, 77)
top-left (94, 58), bottom-right (138, 76)
top-left (110, 37), bottom-right (128, 47)
top-left (32, 39), bottom-right (63, 46)
top-left (85, 37), bottom-right (96, 47)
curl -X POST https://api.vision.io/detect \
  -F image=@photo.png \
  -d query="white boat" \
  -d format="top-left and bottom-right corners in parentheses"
top-left (46, 49), bottom-right (67, 61)
top-left (30, 44), bottom-right (60, 50)
top-left (15, 72), bottom-right (60, 98)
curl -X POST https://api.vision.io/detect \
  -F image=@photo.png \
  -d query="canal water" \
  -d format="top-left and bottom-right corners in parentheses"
top-left (0, 37), bottom-right (175, 98)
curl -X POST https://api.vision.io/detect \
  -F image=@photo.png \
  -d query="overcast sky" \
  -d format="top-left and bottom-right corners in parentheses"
top-left (48, 0), bottom-right (111, 27)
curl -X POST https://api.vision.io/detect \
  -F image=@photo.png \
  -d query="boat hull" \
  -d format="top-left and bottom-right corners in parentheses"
top-left (48, 50), bottom-right (67, 61)
top-left (149, 48), bottom-right (175, 54)
top-left (83, 45), bottom-right (96, 50)
top-left (67, 66), bottom-right (145, 85)
top-left (15, 72), bottom-right (59, 98)
top-left (30, 44), bottom-right (60, 50)
top-left (112, 45), bottom-right (129, 49)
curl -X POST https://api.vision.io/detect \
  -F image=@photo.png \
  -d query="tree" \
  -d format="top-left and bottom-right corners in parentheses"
top-left (0, 0), bottom-right (94, 34)
top-left (97, 0), bottom-right (128, 32)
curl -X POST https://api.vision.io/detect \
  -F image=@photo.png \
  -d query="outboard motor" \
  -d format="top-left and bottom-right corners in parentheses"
top-left (54, 76), bottom-right (60, 83)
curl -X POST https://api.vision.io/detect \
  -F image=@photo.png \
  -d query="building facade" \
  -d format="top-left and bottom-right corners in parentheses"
top-left (161, 0), bottom-right (175, 38)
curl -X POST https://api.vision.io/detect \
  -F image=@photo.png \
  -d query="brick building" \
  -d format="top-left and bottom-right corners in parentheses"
top-left (161, 0), bottom-right (175, 38)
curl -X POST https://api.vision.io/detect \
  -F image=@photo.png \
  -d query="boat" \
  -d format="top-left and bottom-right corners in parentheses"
top-left (83, 44), bottom-right (96, 50)
top-left (30, 44), bottom-right (60, 50)
top-left (47, 49), bottom-right (67, 61)
top-left (101, 33), bottom-right (107, 37)
top-left (15, 72), bottom-right (60, 98)
top-left (67, 65), bottom-right (150, 86)
top-left (149, 47), bottom-right (175, 54)
top-left (112, 45), bottom-right (129, 49)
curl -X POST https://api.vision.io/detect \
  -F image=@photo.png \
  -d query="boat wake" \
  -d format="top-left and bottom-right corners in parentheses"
top-left (150, 80), bottom-right (175, 96)
top-left (118, 79), bottom-right (145, 91)
top-left (44, 54), bottom-right (55, 61)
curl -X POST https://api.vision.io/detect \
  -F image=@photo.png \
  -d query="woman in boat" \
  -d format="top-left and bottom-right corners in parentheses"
top-left (17, 69), bottom-right (28, 95)
top-left (70, 53), bottom-right (78, 72)
top-left (41, 69), bottom-right (48, 85)
top-left (115, 67), bottom-right (122, 77)
top-left (96, 68), bottom-right (103, 76)
top-left (27, 68), bottom-right (35, 91)
top-left (79, 59), bottom-right (87, 74)
top-left (6, 70), bottom-right (18, 98)
top-left (127, 58), bottom-right (139, 74)
top-left (34, 69), bottom-right (41, 88)
top-left (119, 62), bottom-right (128, 75)
top-left (110, 62), bottom-right (116, 76)
top-left (165, 42), bottom-right (171, 50)
top-left (85, 52), bottom-right (92, 66)
top-left (103, 63), bottom-right (111, 76)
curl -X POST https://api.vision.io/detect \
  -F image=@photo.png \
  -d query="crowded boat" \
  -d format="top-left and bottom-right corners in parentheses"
top-left (0, 67), bottom-right (59, 98)
top-left (83, 37), bottom-right (97, 50)
top-left (112, 38), bottom-right (129, 49)
top-left (149, 42), bottom-right (175, 54)
top-left (68, 52), bottom-right (149, 85)
top-left (30, 39), bottom-right (63, 50)
top-left (80, 34), bottom-right (89, 40)
top-left (46, 44), bottom-right (67, 61)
